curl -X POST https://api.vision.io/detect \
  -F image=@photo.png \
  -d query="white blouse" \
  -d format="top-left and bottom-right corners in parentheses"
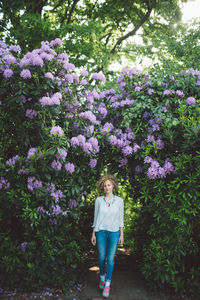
top-left (92, 195), bottom-right (124, 232)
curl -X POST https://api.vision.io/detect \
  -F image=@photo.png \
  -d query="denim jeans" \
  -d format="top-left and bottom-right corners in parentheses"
top-left (96, 230), bottom-right (120, 281)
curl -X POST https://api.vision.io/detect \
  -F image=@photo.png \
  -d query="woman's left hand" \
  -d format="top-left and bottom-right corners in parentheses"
top-left (118, 235), bottom-right (124, 245)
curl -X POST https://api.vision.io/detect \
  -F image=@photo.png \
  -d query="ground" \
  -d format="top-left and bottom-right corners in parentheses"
top-left (0, 248), bottom-right (197, 300)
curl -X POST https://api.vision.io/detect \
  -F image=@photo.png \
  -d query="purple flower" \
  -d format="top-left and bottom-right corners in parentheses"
top-left (122, 146), bottom-right (133, 156)
top-left (20, 69), bottom-right (31, 79)
top-left (86, 125), bottom-right (94, 135)
top-left (51, 92), bottom-right (62, 105)
top-left (88, 137), bottom-right (98, 149)
top-left (58, 53), bottom-right (69, 61)
top-left (37, 206), bottom-right (45, 213)
top-left (155, 138), bottom-right (164, 149)
top-left (27, 177), bottom-right (42, 191)
top-left (162, 106), bottom-right (167, 112)
top-left (65, 162), bottom-right (75, 174)
top-left (80, 79), bottom-right (88, 85)
top-left (79, 111), bottom-right (97, 123)
top-left (45, 72), bottom-right (54, 80)
top-left (50, 126), bottom-right (64, 137)
top-left (134, 86), bottom-right (142, 92)
top-left (135, 165), bottom-right (143, 173)
top-left (68, 199), bottom-right (78, 209)
top-left (6, 155), bottom-right (19, 166)
top-left (100, 122), bottom-right (114, 134)
top-left (49, 38), bottom-right (63, 47)
top-left (152, 124), bottom-right (160, 132)
top-left (63, 62), bottom-right (75, 71)
top-left (65, 74), bottom-right (73, 83)
top-left (157, 167), bottom-right (166, 178)
top-left (176, 90), bottom-right (185, 98)
top-left (3, 54), bottom-right (17, 65)
top-left (39, 96), bottom-right (51, 106)
top-left (26, 109), bottom-right (37, 119)
top-left (31, 55), bottom-right (44, 67)
top-left (98, 106), bottom-right (107, 118)
top-left (72, 74), bottom-right (79, 84)
top-left (18, 167), bottom-right (29, 175)
top-left (77, 134), bottom-right (86, 146)
top-left (51, 205), bottom-right (62, 216)
top-left (56, 148), bottom-right (67, 160)
top-left (89, 158), bottom-right (97, 168)
top-left (133, 143), bottom-right (140, 153)
top-left (163, 160), bottom-right (176, 174)
top-left (80, 70), bottom-right (88, 76)
top-left (70, 137), bottom-right (80, 147)
top-left (163, 90), bottom-right (174, 96)
top-left (51, 189), bottom-right (63, 202)
top-left (151, 159), bottom-right (160, 169)
top-left (21, 242), bottom-right (28, 252)
top-left (186, 97), bottom-right (196, 105)
top-left (144, 156), bottom-right (152, 164)
top-left (119, 157), bottom-right (128, 167)
top-left (3, 69), bottom-right (14, 78)
top-left (147, 88), bottom-right (154, 95)
top-left (118, 81), bottom-right (126, 89)
top-left (147, 166), bottom-right (158, 179)
top-left (51, 160), bottom-right (62, 170)
top-left (147, 135), bottom-right (155, 143)
top-left (0, 177), bottom-right (10, 190)
top-left (9, 45), bottom-right (21, 53)
top-left (92, 72), bottom-right (106, 83)
top-left (108, 135), bottom-right (118, 146)
top-left (27, 147), bottom-right (38, 159)
top-left (143, 111), bottom-right (152, 119)
top-left (82, 142), bottom-right (93, 154)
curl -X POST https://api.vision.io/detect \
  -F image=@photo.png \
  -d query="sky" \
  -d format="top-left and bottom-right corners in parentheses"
top-left (110, 0), bottom-right (200, 71)
top-left (181, 0), bottom-right (200, 22)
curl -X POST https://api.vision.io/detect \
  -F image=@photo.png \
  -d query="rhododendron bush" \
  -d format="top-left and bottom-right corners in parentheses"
top-left (0, 39), bottom-right (200, 294)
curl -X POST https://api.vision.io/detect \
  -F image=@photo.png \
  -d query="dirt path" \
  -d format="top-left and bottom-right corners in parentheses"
top-left (77, 248), bottom-right (169, 300)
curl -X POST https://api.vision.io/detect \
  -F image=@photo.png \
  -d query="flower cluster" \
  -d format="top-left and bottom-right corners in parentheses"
top-left (39, 92), bottom-right (62, 106)
top-left (70, 134), bottom-right (99, 155)
top-left (6, 155), bottom-right (19, 166)
top-left (92, 72), bottom-right (106, 83)
top-left (0, 177), bottom-right (10, 190)
top-left (144, 156), bottom-right (176, 179)
top-left (46, 183), bottom-right (64, 202)
top-left (27, 177), bottom-right (43, 191)
top-left (50, 125), bottom-right (64, 137)
top-left (20, 242), bottom-right (28, 252)
top-left (25, 109), bottom-right (37, 119)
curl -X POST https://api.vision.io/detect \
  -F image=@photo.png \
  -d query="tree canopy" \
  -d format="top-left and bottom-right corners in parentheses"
top-left (0, 0), bottom-right (189, 71)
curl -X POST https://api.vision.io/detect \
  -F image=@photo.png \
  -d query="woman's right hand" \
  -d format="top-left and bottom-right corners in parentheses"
top-left (91, 233), bottom-right (96, 246)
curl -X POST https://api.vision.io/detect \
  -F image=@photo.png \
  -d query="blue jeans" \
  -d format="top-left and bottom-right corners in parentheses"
top-left (96, 230), bottom-right (120, 281)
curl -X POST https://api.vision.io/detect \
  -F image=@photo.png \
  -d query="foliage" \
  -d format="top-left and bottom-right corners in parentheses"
top-left (0, 0), bottom-right (188, 71)
top-left (0, 38), bottom-right (200, 295)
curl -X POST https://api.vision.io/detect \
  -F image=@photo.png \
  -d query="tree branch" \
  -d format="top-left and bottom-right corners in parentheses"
top-left (67, 0), bottom-right (80, 24)
top-left (110, 3), bottom-right (154, 54)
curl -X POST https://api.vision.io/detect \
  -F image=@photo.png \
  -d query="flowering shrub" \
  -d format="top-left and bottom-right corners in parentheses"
top-left (0, 38), bottom-right (200, 294)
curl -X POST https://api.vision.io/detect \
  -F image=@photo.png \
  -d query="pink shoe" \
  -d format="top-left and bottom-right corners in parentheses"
top-left (102, 286), bottom-right (110, 297)
top-left (99, 279), bottom-right (105, 289)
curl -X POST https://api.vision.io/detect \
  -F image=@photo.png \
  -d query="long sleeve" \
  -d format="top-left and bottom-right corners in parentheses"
top-left (92, 197), bottom-right (99, 228)
top-left (119, 198), bottom-right (124, 228)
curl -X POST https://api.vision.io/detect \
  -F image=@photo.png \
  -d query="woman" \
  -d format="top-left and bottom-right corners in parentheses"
top-left (91, 174), bottom-right (124, 298)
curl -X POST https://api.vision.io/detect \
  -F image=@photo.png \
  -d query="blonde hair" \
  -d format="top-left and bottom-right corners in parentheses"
top-left (97, 174), bottom-right (118, 194)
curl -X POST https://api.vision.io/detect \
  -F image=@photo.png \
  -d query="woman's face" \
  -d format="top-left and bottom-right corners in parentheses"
top-left (103, 180), bottom-right (113, 194)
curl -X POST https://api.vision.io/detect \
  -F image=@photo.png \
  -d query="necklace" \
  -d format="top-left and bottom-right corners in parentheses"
top-left (104, 196), bottom-right (115, 207)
